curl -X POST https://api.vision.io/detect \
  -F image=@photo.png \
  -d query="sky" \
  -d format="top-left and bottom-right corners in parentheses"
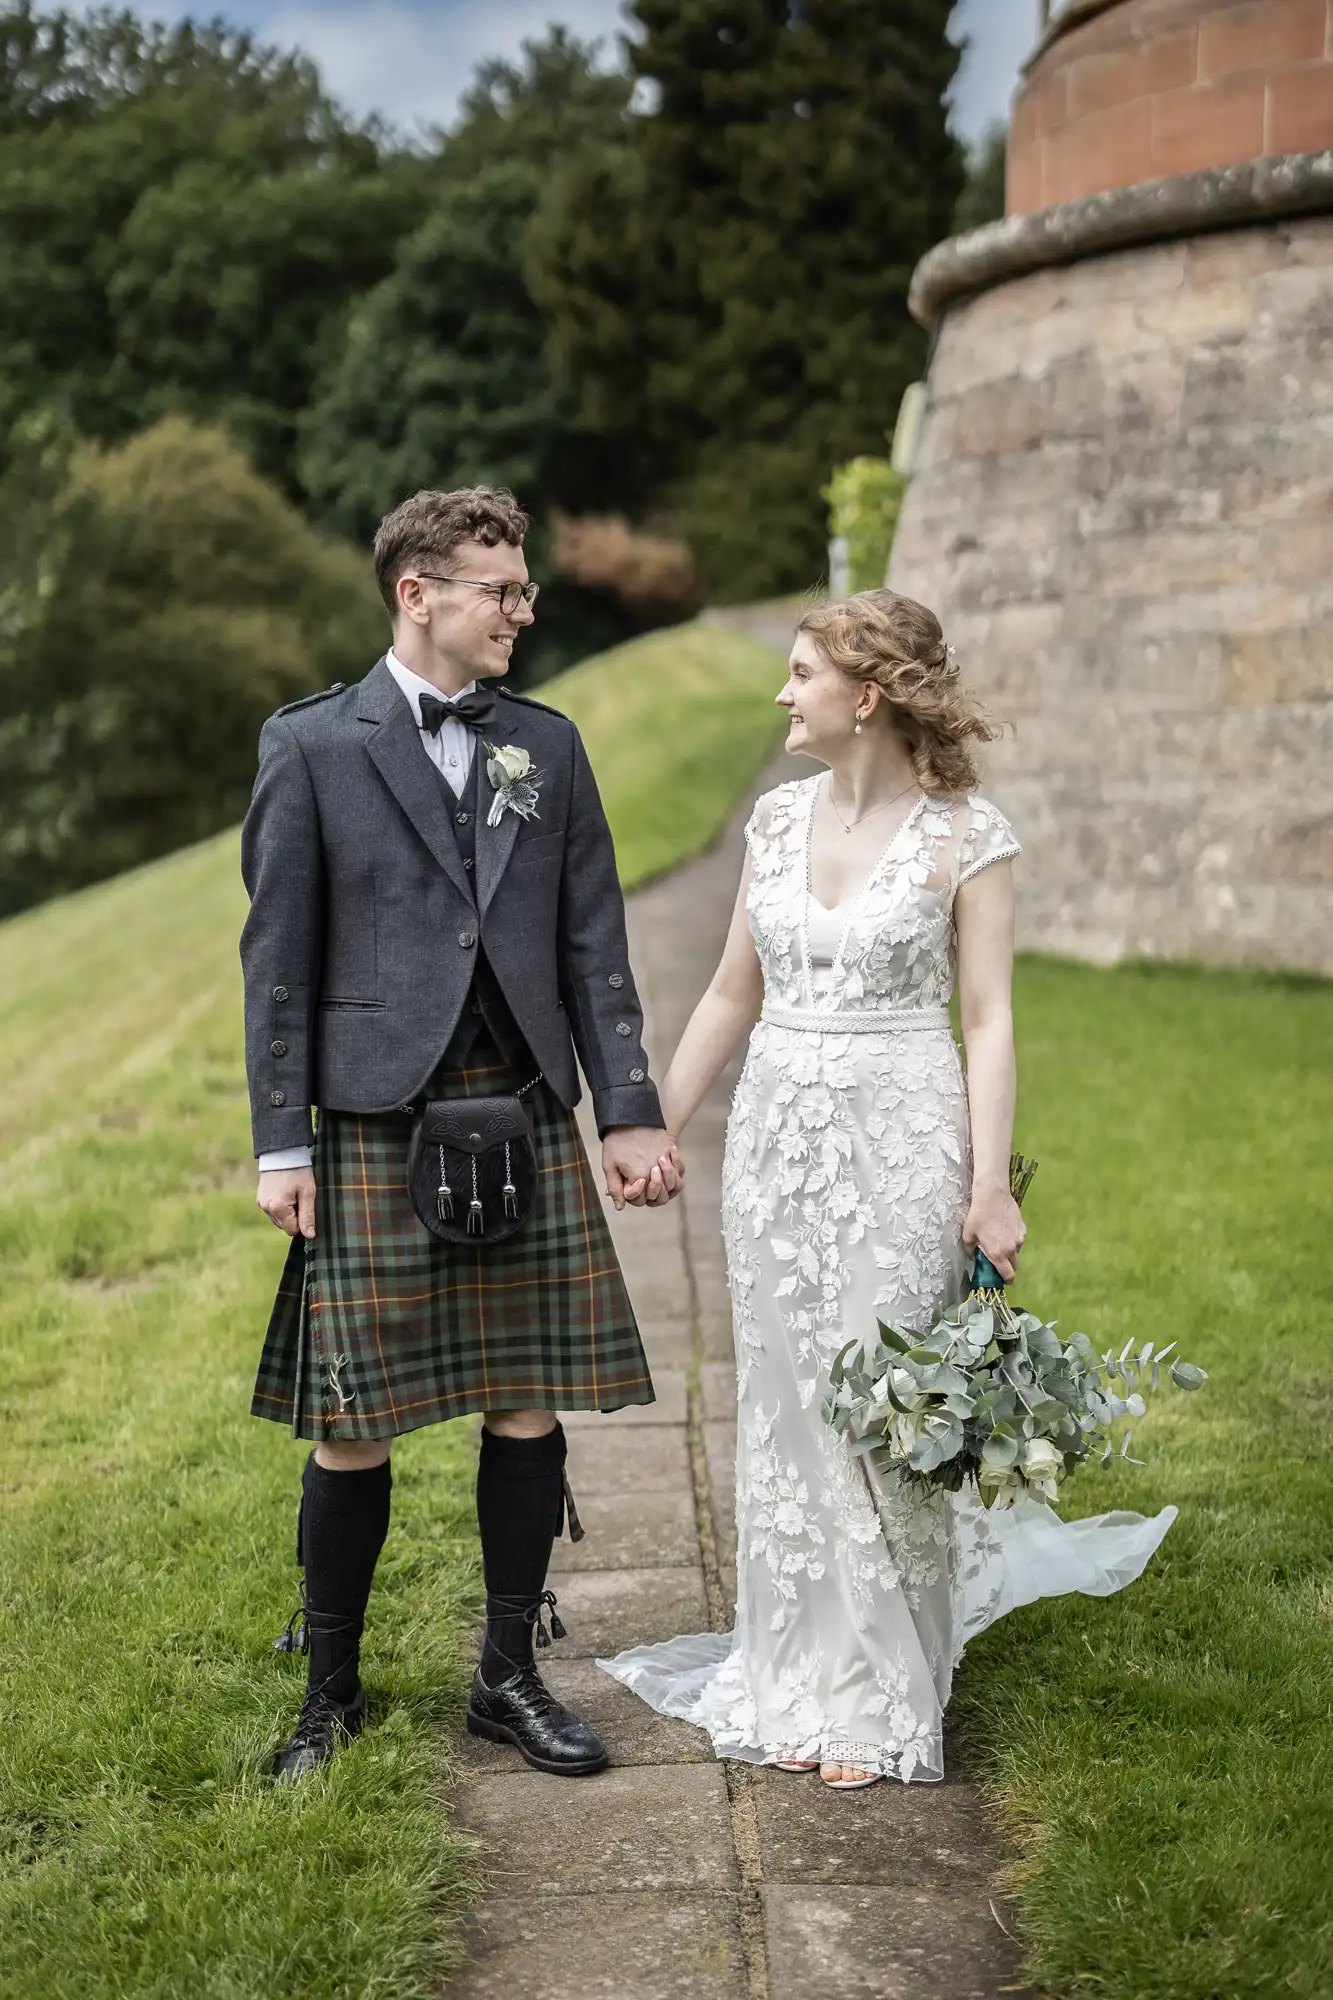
top-left (68, 0), bottom-right (1041, 147)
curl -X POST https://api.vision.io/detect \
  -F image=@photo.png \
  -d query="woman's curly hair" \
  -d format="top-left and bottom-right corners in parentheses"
top-left (796, 589), bottom-right (999, 794)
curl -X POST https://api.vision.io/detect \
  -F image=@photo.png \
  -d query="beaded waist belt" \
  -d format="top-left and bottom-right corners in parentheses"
top-left (759, 1004), bottom-right (952, 1034)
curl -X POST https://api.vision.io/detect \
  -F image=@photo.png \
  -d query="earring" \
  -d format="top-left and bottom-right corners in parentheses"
top-left (854, 721), bottom-right (863, 735)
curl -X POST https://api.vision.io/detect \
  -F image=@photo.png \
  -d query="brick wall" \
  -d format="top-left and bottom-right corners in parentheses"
top-left (1008, 0), bottom-right (1333, 214)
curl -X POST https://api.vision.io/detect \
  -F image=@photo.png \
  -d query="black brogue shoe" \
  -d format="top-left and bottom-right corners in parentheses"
top-left (273, 1684), bottom-right (367, 1783)
top-left (467, 1664), bottom-right (608, 1775)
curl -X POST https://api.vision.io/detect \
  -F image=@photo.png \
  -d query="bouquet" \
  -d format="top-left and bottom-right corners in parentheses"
top-left (822, 1155), bottom-right (1207, 1510)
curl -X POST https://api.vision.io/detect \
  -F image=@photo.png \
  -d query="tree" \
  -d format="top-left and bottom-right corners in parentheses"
top-left (952, 123), bottom-right (1007, 235)
top-left (0, 5), bottom-right (419, 486)
top-left (532, 0), bottom-right (963, 600)
top-left (0, 414), bottom-right (384, 914)
top-left (299, 28), bottom-right (655, 677)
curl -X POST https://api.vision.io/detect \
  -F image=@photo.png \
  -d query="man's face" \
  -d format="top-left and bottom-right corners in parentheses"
top-left (397, 536), bottom-right (536, 681)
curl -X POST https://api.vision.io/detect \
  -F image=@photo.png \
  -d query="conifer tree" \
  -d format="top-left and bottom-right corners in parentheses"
top-left (534, 0), bottom-right (962, 598)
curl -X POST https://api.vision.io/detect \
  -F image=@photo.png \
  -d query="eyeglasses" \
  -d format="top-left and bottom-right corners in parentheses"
top-left (413, 574), bottom-right (540, 616)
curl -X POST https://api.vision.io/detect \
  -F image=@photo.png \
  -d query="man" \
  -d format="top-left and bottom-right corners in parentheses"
top-left (242, 484), bottom-right (681, 1782)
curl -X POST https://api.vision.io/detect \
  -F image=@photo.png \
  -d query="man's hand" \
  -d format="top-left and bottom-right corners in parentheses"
top-left (602, 1128), bottom-right (684, 1211)
top-left (258, 1167), bottom-right (317, 1239)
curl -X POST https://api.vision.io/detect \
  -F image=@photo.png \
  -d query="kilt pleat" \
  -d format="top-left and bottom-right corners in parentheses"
top-left (251, 1042), bottom-right (654, 1440)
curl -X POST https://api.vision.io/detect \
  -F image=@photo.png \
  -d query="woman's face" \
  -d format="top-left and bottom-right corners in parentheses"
top-left (777, 633), bottom-right (861, 760)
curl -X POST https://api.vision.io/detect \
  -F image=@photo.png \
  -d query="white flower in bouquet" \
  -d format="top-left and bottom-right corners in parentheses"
top-left (823, 1297), bottom-right (1206, 1513)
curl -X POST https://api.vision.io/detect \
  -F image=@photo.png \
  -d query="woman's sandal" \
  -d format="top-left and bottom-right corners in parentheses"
top-left (819, 1760), bottom-right (882, 1790)
top-left (772, 1752), bottom-right (820, 1772)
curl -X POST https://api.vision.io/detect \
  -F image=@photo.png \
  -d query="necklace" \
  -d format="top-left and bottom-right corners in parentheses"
top-left (828, 778), bottom-right (919, 833)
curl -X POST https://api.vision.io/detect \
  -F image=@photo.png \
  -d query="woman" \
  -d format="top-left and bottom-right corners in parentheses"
top-left (602, 590), bottom-right (1175, 1788)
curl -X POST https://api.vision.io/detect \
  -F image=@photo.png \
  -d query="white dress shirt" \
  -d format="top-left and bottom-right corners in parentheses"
top-left (257, 654), bottom-right (481, 1175)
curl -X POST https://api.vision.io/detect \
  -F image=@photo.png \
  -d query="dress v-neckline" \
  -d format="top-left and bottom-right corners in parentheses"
top-left (798, 777), bottom-right (928, 1006)
top-left (803, 776), bottom-right (927, 915)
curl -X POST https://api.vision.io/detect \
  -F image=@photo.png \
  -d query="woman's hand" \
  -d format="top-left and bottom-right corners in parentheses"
top-left (962, 1183), bottom-right (1026, 1283)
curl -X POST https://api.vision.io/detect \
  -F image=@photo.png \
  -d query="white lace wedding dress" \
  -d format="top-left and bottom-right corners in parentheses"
top-left (601, 776), bottom-right (1177, 1781)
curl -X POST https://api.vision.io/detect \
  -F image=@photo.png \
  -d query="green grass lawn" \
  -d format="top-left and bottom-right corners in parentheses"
top-left (2, 617), bottom-right (1328, 1996)
top-left (966, 956), bottom-right (1333, 2000)
top-left (533, 619), bottom-right (789, 886)
top-left (0, 622), bottom-right (788, 1999)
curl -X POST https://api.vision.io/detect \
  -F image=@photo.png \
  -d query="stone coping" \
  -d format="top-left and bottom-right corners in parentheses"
top-left (909, 149), bottom-right (1333, 329)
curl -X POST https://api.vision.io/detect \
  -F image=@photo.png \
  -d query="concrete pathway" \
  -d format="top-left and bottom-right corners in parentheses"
top-left (449, 766), bottom-right (1024, 1999)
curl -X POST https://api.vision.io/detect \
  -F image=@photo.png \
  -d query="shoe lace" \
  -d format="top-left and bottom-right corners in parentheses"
top-left (288, 1683), bottom-right (350, 1750)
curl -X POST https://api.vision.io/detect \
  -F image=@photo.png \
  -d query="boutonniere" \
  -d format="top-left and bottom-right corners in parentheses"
top-left (484, 742), bottom-right (542, 826)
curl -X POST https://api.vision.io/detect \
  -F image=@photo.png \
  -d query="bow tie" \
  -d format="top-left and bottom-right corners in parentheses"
top-left (418, 688), bottom-right (497, 737)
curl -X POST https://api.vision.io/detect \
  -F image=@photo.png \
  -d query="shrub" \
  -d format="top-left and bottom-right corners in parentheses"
top-left (0, 413), bottom-right (384, 915)
top-left (823, 457), bottom-right (907, 594)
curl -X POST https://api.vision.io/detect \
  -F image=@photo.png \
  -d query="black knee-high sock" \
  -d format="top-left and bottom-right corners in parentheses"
top-left (476, 1424), bottom-right (566, 1686)
top-left (297, 1454), bottom-right (392, 1705)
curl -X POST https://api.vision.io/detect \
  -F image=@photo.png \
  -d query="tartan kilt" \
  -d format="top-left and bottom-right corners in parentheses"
top-left (251, 1040), bottom-right (654, 1441)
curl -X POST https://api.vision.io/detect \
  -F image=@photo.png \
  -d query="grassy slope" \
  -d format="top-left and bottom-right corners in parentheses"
top-left (0, 623), bottom-right (787, 1999)
top-left (972, 957), bottom-right (1333, 2000)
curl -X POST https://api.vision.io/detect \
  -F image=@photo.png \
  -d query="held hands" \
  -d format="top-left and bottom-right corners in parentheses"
top-left (603, 1128), bottom-right (685, 1211)
top-left (258, 1167), bottom-right (317, 1239)
top-left (962, 1181), bottom-right (1025, 1284)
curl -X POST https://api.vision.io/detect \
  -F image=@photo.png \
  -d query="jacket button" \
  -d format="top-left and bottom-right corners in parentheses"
top-left (329, 682), bottom-right (345, 693)
top-left (273, 985), bottom-right (290, 1003)
top-left (456, 811), bottom-right (470, 826)
top-left (463, 857), bottom-right (474, 872)
top-left (607, 973), bottom-right (624, 989)
top-left (629, 1067), bottom-right (646, 1083)
top-left (270, 1089), bottom-right (287, 1107)
top-left (458, 931), bottom-right (476, 948)
top-left (270, 1039), bottom-right (288, 1058)
top-left (615, 1022), bottom-right (632, 1037)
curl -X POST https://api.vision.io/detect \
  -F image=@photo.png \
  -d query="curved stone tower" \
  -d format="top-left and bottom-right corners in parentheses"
top-left (889, 0), bottom-right (1333, 971)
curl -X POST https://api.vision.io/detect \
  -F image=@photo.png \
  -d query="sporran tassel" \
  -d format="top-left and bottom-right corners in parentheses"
top-left (502, 1140), bottom-right (518, 1220)
top-left (467, 1155), bottom-right (483, 1236)
top-left (436, 1144), bottom-right (454, 1222)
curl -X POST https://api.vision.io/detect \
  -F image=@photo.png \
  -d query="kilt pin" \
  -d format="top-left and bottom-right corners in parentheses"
top-left (253, 1043), bottom-right (653, 1440)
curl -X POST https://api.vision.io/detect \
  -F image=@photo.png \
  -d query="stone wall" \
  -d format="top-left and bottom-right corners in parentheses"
top-left (1009, 0), bottom-right (1333, 214)
top-left (888, 214), bottom-right (1333, 973)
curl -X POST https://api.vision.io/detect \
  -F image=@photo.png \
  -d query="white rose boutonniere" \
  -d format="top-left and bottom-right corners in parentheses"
top-left (484, 742), bottom-right (542, 825)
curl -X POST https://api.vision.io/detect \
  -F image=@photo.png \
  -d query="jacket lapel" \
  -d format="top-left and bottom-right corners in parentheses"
top-left (358, 659), bottom-right (475, 905)
top-left (474, 705), bottom-right (534, 917)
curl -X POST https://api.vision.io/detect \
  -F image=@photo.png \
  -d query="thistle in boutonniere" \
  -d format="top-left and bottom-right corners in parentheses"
top-left (484, 742), bottom-right (542, 826)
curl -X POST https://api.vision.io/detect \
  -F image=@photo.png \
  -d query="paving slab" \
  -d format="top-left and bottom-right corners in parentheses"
top-left (549, 1566), bottom-right (710, 1658)
top-left (701, 1364), bottom-right (737, 1424)
top-left (452, 1657), bottom-right (713, 1773)
top-left (703, 1419), bottom-right (737, 1501)
top-left (548, 1489), bottom-right (698, 1572)
top-left (454, 1892), bottom-right (749, 2000)
top-left (565, 1424), bottom-right (691, 1495)
top-left (456, 1764), bottom-right (739, 1895)
top-left (561, 1370), bottom-right (688, 1427)
top-left (752, 1765), bottom-right (1005, 1887)
top-left (635, 1323), bottom-right (696, 1369)
top-left (761, 1884), bottom-right (1023, 2000)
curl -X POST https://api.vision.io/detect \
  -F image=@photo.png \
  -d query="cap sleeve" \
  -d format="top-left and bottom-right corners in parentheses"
top-left (957, 795), bottom-right (1020, 887)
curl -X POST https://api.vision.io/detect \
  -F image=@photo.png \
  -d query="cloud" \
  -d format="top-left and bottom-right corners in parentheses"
top-left (245, 0), bottom-right (630, 136)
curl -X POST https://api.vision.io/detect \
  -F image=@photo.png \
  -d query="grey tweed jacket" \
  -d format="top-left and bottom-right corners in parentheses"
top-left (239, 658), bottom-right (663, 1156)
